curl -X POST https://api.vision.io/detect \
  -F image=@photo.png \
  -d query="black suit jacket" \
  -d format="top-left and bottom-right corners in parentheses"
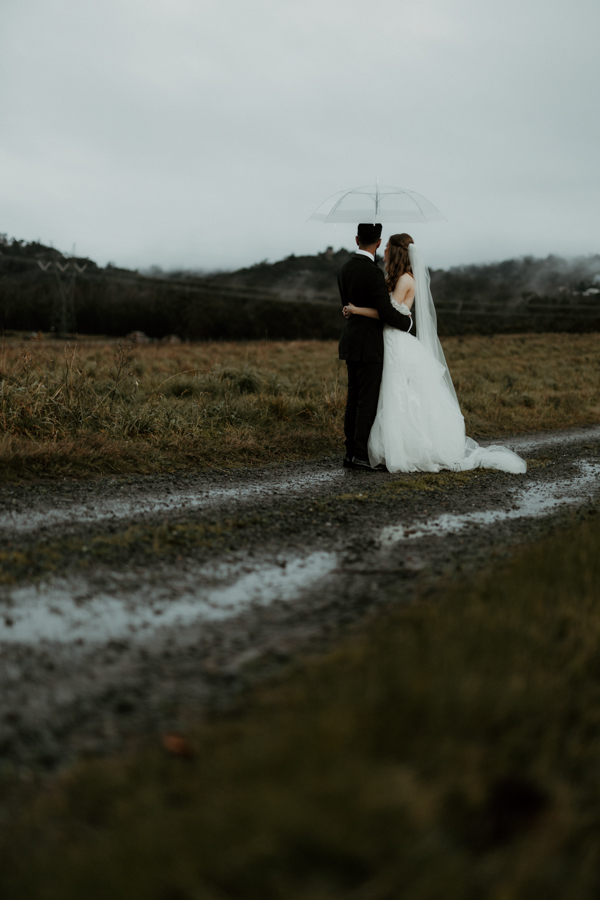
top-left (338, 253), bottom-right (412, 363)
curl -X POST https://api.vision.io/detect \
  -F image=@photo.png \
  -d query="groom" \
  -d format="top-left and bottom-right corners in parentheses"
top-left (338, 223), bottom-right (412, 469)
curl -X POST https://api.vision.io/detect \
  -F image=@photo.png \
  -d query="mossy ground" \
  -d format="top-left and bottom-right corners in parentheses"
top-left (0, 515), bottom-right (261, 584)
top-left (0, 333), bottom-right (599, 479)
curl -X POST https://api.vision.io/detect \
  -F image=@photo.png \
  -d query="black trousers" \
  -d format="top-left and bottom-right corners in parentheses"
top-left (344, 361), bottom-right (383, 461)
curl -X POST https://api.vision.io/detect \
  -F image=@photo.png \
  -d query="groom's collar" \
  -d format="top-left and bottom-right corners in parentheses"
top-left (355, 249), bottom-right (375, 262)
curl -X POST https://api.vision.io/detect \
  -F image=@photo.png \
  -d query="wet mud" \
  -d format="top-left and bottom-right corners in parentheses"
top-left (1, 425), bottom-right (600, 773)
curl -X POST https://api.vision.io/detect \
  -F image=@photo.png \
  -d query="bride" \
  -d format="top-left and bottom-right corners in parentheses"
top-left (343, 233), bottom-right (526, 474)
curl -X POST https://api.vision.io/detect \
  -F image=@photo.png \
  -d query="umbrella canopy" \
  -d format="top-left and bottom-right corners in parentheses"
top-left (309, 184), bottom-right (445, 224)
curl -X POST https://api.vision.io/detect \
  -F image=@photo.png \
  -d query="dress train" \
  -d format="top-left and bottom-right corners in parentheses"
top-left (368, 324), bottom-right (526, 475)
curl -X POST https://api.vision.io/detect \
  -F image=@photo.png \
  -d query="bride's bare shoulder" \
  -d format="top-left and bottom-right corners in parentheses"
top-left (395, 272), bottom-right (415, 294)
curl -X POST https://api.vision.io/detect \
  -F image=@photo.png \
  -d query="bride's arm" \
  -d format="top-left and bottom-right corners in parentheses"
top-left (344, 303), bottom-right (379, 319)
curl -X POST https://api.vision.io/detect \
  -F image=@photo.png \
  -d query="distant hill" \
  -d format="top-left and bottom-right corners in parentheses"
top-left (0, 237), bottom-right (345, 340)
top-left (430, 254), bottom-right (600, 331)
top-left (159, 245), bottom-right (600, 335)
top-left (1, 234), bottom-right (599, 338)
top-left (160, 247), bottom-right (352, 303)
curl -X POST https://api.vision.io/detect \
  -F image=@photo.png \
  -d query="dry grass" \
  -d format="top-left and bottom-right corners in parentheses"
top-left (3, 507), bottom-right (600, 898)
top-left (0, 339), bottom-right (344, 479)
top-left (0, 333), bottom-right (598, 479)
top-left (445, 332), bottom-right (600, 435)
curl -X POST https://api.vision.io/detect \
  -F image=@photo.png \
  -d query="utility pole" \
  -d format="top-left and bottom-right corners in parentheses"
top-left (37, 256), bottom-right (87, 338)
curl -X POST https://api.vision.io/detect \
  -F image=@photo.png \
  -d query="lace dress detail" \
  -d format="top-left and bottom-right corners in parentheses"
top-left (367, 298), bottom-right (526, 474)
top-left (390, 296), bottom-right (413, 332)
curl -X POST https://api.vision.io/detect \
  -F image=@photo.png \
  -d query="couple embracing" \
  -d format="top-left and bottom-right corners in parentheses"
top-left (338, 224), bottom-right (526, 475)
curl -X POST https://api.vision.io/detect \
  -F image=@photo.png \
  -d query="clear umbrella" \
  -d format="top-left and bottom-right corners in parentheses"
top-left (309, 183), bottom-right (445, 224)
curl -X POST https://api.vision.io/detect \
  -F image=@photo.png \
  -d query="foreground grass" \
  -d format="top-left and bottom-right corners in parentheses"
top-left (0, 333), bottom-right (599, 479)
top-left (3, 509), bottom-right (600, 898)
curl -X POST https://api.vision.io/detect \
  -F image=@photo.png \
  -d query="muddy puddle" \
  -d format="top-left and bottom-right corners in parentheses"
top-left (1, 470), bottom-right (345, 535)
top-left (496, 424), bottom-right (600, 453)
top-left (3, 460), bottom-right (600, 651)
top-left (380, 460), bottom-right (600, 544)
top-left (0, 552), bottom-right (337, 645)
top-left (1, 426), bottom-right (599, 770)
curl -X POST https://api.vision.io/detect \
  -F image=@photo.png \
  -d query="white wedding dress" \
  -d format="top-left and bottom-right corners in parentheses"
top-left (368, 247), bottom-right (526, 475)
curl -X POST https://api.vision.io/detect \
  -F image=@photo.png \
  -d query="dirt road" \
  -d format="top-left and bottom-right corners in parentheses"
top-left (1, 425), bottom-right (600, 773)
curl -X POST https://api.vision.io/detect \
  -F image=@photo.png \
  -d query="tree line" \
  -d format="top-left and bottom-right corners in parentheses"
top-left (1, 236), bottom-right (599, 339)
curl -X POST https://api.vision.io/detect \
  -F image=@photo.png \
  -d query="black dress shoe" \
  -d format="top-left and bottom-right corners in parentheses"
top-left (343, 456), bottom-right (355, 468)
top-left (351, 456), bottom-right (373, 469)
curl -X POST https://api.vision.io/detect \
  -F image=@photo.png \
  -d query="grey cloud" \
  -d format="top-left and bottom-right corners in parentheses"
top-left (1, 0), bottom-right (599, 271)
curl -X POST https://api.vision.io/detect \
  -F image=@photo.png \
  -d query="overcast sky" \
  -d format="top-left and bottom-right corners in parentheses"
top-left (1, 0), bottom-right (599, 271)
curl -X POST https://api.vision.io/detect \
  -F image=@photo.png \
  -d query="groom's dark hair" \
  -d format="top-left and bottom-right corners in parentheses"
top-left (357, 223), bottom-right (382, 247)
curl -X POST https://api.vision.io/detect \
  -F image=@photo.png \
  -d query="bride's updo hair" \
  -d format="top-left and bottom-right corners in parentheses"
top-left (385, 233), bottom-right (414, 293)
